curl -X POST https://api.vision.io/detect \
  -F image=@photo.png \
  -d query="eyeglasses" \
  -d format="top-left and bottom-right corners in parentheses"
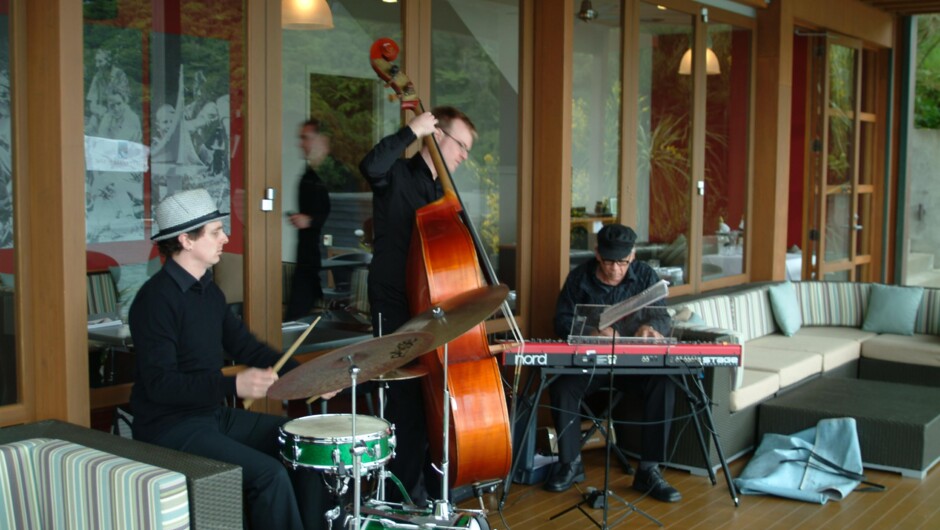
top-left (601, 258), bottom-right (632, 268)
top-left (441, 128), bottom-right (470, 156)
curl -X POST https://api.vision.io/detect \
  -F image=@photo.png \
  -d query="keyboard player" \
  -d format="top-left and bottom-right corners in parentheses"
top-left (545, 224), bottom-right (681, 503)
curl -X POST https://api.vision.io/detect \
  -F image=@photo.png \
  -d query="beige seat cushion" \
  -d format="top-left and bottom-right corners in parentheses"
top-left (744, 347), bottom-right (822, 387)
top-left (860, 333), bottom-right (940, 367)
top-left (794, 326), bottom-right (878, 342)
top-left (748, 334), bottom-right (860, 372)
top-left (729, 369), bottom-right (780, 412)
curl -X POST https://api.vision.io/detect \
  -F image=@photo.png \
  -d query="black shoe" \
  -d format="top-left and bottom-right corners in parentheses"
top-left (632, 467), bottom-right (682, 503)
top-left (544, 456), bottom-right (585, 492)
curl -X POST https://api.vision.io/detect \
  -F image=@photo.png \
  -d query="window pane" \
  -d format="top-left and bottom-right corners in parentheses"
top-left (827, 43), bottom-right (856, 187)
top-left (0, 3), bottom-right (14, 406)
top-left (431, 0), bottom-right (520, 299)
top-left (825, 192), bottom-right (851, 262)
top-left (84, 2), bottom-right (247, 385)
top-left (638, 4), bottom-right (693, 286)
top-left (570, 0), bottom-right (621, 270)
top-left (702, 23), bottom-right (750, 282)
top-left (281, 0), bottom-right (402, 321)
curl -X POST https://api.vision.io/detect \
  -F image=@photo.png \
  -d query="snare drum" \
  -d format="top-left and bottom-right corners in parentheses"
top-left (279, 414), bottom-right (395, 472)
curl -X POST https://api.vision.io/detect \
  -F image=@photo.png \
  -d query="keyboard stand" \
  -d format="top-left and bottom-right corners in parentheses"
top-left (499, 365), bottom-right (739, 510)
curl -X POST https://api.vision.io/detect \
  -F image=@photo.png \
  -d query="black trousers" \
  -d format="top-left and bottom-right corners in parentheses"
top-left (150, 407), bottom-right (327, 530)
top-left (370, 298), bottom-right (438, 505)
top-left (549, 373), bottom-right (676, 465)
top-left (285, 263), bottom-right (323, 321)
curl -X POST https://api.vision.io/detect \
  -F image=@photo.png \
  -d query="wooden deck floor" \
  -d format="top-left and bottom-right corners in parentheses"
top-left (462, 450), bottom-right (940, 529)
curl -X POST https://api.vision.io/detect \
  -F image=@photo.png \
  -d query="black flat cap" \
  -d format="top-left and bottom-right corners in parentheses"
top-left (597, 224), bottom-right (637, 260)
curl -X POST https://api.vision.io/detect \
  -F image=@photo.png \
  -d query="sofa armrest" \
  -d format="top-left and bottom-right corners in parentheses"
top-left (0, 420), bottom-right (241, 529)
top-left (672, 324), bottom-right (745, 390)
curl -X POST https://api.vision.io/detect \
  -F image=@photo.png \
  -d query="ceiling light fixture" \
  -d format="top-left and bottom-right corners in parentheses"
top-left (578, 0), bottom-right (598, 22)
top-left (282, 0), bottom-right (334, 30)
top-left (678, 47), bottom-right (721, 75)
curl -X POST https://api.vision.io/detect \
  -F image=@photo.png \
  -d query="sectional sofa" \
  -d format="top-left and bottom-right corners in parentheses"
top-left (615, 281), bottom-right (940, 475)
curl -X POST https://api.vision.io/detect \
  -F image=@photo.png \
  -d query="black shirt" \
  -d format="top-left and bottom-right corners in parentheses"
top-left (296, 166), bottom-right (331, 266)
top-left (359, 126), bottom-right (443, 306)
top-left (129, 258), bottom-right (288, 442)
top-left (554, 259), bottom-right (672, 339)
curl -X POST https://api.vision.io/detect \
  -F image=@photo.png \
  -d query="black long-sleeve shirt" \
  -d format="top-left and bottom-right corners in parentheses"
top-left (359, 126), bottom-right (442, 307)
top-left (129, 258), bottom-right (292, 442)
top-left (554, 259), bottom-right (672, 339)
top-left (296, 166), bottom-right (331, 266)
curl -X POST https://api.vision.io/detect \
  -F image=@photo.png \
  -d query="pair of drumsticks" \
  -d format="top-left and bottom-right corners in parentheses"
top-left (242, 316), bottom-right (321, 409)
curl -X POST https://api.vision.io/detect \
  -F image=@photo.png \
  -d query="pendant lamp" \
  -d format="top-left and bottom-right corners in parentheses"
top-left (282, 0), bottom-right (334, 30)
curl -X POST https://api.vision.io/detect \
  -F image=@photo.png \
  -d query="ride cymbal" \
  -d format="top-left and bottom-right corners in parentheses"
top-left (267, 331), bottom-right (435, 401)
top-left (373, 364), bottom-right (430, 382)
top-left (396, 284), bottom-right (509, 353)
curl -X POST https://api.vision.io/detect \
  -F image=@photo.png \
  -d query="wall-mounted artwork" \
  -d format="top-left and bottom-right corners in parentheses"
top-left (149, 33), bottom-right (232, 237)
top-left (84, 24), bottom-right (145, 244)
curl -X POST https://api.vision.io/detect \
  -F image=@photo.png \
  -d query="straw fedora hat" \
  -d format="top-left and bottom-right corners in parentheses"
top-left (151, 189), bottom-right (229, 241)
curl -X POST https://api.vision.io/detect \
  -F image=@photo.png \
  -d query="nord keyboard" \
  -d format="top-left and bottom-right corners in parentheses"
top-left (500, 339), bottom-right (741, 368)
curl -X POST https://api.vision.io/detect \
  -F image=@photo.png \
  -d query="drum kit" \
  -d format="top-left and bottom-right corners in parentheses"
top-left (269, 284), bottom-right (509, 530)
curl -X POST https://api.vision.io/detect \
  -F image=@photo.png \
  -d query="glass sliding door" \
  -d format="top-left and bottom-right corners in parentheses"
top-left (0, 1), bottom-right (14, 406)
top-left (280, 0), bottom-right (402, 323)
top-left (637, 3), bottom-right (693, 287)
top-left (83, 1), bottom-right (247, 387)
top-left (431, 0), bottom-right (521, 302)
top-left (806, 36), bottom-right (874, 282)
top-left (700, 21), bottom-right (751, 283)
top-left (570, 0), bottom-right (621, 272)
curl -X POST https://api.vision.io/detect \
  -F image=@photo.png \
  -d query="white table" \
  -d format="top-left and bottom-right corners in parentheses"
top-left (786, 253), bottom-right (803, 281)
top-left (702, 249), bottom-right (743, 276)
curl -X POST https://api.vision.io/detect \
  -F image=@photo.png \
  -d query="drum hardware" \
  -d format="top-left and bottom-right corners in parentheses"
top-left (273, 290), bottom-right (510, 529)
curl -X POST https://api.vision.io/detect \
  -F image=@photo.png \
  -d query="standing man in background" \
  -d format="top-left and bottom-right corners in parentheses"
top-left (285, 118), bottom-right (332, 321)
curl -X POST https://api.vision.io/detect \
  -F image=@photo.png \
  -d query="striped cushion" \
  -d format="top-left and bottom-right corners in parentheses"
top-left (914, 288), bottom-right (940, 335)
top-left (0, 439), bottom-right (44, 530)
top-left (3, 438), bottom-right (190, 530)
top-left (87, 273), bottom-right (118, 316)
top-left (681, 295), bottom-right (735, 330)
top-left (729, 287), bottom-right (778, 342)
top-left (794, 281), bottom-right (869, 327)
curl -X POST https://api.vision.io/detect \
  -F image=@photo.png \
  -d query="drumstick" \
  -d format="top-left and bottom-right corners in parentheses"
top-left (243, 316), bottom-right (321, 409)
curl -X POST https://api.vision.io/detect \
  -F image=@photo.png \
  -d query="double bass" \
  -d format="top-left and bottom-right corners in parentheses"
top-left (370, 38), bottom-right (521, 487)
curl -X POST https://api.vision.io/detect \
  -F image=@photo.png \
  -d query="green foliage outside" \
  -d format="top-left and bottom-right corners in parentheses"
top-left (916, 14), bottom-right (940, 129)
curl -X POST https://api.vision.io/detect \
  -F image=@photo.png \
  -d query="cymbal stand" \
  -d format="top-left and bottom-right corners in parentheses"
top-left (375, 378), bottom-right (389, 501)
top-left (431, 341), bottom-right (452, 521)
top-left (347, 362), bottom-right (365, 530)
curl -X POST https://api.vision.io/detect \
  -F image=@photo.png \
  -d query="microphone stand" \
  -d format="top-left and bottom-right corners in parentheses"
top-left (549, 330), bottom-right (662, 529)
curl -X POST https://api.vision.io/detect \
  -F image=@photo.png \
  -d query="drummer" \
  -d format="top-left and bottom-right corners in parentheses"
top-left (129, 189), bottom-right (327, 530)
top-left (359, 107), bottom-right (475, 504)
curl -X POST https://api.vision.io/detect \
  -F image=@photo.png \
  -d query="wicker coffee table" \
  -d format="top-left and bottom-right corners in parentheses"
top-left (758, 377), bottom-right (940, 479)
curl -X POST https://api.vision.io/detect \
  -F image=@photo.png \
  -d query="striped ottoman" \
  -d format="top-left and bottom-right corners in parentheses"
top-left (0, 438), bottom-right (190, 529)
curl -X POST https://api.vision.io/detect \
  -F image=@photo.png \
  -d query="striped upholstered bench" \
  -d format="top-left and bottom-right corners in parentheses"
top-left (0, 437), bottom-right (189, 529)
top-left (0, 420), bottom-right (241, 529)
